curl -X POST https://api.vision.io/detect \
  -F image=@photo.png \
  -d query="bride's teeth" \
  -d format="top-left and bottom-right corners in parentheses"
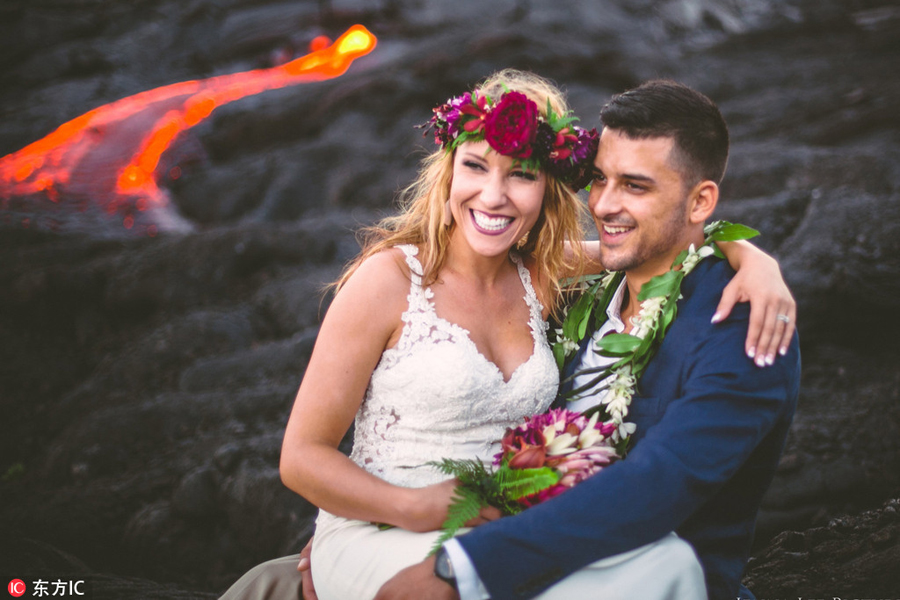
top-left (473, 211), bottom-right (513, 231)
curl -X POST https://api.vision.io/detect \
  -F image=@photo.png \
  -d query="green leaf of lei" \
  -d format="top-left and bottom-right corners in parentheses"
top-left (636, 270), bottom-right (683, 301)
top-left (562, 291), bottom-right (592, 341)
top-left (552, 342), bottom-right (568, 371)
top-left (706, 223), bottom-right (760, 241)
top-left (596, 332), bottom-right (642, 355)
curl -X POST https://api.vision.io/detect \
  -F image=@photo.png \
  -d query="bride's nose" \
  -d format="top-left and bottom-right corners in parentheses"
top-left (479, 172), bottom-right (508, 209)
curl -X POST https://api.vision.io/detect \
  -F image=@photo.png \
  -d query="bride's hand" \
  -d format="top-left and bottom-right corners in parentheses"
top-left (401, 479), bottom-right (461, 532)
top-left (465, 505), bottom-right (502, 527)
top-left (403, 480), bottom-right (502, 532)
top-left (714, 248), bottom-right (796, 366)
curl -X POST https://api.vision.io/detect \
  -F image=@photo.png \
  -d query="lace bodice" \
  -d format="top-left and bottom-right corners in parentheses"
top-left (348, 244), bottom-right (559, 488)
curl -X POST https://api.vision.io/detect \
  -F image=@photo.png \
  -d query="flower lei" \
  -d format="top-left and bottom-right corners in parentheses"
top-left (420, 89), bottom-right (599, 189)
top-left (552, 220), bottom-right (760, 453)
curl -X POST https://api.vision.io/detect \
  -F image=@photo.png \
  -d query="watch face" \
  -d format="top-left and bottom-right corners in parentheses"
top-left (434, 549), bottom-right (456, 582)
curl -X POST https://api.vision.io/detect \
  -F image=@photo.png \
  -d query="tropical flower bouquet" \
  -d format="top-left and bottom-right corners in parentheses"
top-left (427, 408), bottom-right (619, 553)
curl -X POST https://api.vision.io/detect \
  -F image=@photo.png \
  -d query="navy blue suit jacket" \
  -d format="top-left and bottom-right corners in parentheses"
top-left (456, 258), bottom-right (801, 600)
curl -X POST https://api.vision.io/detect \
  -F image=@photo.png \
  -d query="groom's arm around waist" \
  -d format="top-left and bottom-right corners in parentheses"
top-left (454, 289), bottom-right (800, 600)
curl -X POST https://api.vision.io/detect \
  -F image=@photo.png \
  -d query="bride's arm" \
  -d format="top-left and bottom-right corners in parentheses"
top-left (564, 239), bottom-right (795, 365)
top-left (279, 250), bottom-right (455, 533)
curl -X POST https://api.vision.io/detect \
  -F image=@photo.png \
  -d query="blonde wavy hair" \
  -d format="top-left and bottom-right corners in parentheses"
top-left (335, 69), bottom-right (588, 316)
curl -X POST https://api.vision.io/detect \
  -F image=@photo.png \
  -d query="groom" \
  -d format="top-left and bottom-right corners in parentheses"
top-left (375, 80), bottom-right (801, 600)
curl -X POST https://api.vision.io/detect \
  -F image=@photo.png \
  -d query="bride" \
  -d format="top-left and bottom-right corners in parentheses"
top-left (219, 69), bottom-right (795, 600)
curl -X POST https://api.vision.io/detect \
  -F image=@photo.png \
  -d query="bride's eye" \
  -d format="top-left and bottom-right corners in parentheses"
top-left (463, 160), bottom-right (486, 171)
top-left (512, 170), bottom-right (538, 181)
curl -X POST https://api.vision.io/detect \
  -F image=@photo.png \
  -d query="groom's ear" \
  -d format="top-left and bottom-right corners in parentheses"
top-left (688, 180), bottom-right (718, 224)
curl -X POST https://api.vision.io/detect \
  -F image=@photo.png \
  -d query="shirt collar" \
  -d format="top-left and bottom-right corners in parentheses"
top-left (606, 277), bottom-right (628, 332)
top-left (588, 277), bottom-right (629, 345)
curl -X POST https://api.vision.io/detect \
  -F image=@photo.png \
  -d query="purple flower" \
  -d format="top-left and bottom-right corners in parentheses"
top-left (566, 127), bottom-right (599, 190)
top-left (572, 127), bottom-right (599, 162)
top-left (427, 92), bottom-right (480, 146)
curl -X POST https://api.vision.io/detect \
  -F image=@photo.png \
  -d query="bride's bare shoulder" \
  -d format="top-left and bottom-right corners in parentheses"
top-left (337, 246), bottom-right (416, 308)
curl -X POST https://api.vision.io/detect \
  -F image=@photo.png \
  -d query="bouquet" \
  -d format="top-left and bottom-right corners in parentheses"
top-left (427, 408), bottom-right (620, 553)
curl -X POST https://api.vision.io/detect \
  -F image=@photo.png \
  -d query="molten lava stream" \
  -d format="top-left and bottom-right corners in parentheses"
top-left (0, 24), bottom-right (378, 234)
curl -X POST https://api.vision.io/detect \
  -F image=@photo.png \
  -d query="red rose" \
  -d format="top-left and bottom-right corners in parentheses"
top-left (483, 92), bottom-right (539, 159)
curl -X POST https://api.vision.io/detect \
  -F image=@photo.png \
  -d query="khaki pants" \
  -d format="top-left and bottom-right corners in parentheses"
top-left (219, 554), bottom-right (303, 600)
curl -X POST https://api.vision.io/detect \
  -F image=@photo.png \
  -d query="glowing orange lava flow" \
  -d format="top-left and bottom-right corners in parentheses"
top-left (0, 24), bottom-right (377, 230)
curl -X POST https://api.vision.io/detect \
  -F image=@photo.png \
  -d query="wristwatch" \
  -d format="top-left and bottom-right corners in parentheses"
top-left (433, 546), bottom-right (458, 589)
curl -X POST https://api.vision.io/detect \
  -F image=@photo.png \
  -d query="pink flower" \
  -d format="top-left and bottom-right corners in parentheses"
top-left (483, 92), bottom-right (539, 159)
top-left (459, 92), bottom-right (489, 135)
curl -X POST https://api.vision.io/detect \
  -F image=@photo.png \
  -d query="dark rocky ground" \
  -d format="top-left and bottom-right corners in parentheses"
top-left (1, 0), bottom-right (899, 598)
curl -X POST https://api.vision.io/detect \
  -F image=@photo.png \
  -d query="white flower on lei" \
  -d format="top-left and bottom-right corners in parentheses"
top-left (555, 328), bottom-right (579, 357)
top-left (599, 365), bottom-right (635, 424)
top-left (630, 296), bottom-right (667, 339)
top-left (597, 270), bottom-right (619, 294)
top-left (680, 243), bottom-right (716, 275)
top-left (614, 421), bottom-right (637, 442)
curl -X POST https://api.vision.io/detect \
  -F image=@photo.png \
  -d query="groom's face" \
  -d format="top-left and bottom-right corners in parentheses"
top-left (587, 128), bottom-right (693, 278)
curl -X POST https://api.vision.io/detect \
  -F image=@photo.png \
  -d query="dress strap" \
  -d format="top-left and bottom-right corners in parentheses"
top-left (510, 252), bottom-right (549, 340)
top-left (394, 244), bottom-right (434, 316)
top-left (395, 244), bottom-right (424, 287)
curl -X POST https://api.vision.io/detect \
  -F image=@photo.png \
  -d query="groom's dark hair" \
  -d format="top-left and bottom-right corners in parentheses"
top-left (600, 79), bottom-right (729, 187)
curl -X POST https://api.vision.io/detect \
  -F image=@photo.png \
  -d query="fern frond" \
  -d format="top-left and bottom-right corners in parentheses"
top-left (495, 466), bottom-right (559, 500)
top-left (424, 459), bottom-right (562, 555)
top-left (425, 458), bottom-right (492, 487)
top-left (427, 486), bottom-right (484, 556)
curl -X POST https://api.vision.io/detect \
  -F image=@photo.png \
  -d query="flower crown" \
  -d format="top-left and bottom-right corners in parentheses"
top-left (421, 89), bottom-right (599, 190)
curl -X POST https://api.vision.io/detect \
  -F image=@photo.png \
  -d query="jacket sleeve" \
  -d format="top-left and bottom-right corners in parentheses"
top-left (455, 310), bottom-right (800, 600)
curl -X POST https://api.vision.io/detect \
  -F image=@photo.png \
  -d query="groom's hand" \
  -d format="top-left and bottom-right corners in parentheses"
top-left (374, 555), bottom-right (459, 600)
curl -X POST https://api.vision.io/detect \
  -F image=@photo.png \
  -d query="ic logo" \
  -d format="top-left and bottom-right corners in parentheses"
top-left (8, 579), bottom-right (26, 597)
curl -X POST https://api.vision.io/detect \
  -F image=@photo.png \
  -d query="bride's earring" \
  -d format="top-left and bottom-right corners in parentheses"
top-left (516, 230), bottom-right (530, 249)
top-left (443, 200), bottom-right (453, 227)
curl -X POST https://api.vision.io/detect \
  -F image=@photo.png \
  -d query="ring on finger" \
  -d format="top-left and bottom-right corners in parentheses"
top-left (776, 314), bottom-right (790, 324)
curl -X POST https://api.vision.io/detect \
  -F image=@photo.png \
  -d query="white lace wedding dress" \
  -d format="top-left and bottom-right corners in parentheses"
top-left (308, 245), bottom-right (706, 600)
